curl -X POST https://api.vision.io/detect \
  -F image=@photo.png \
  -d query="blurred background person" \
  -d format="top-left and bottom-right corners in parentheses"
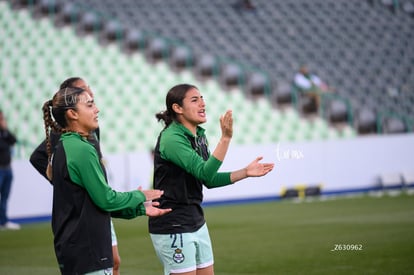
top-left (0, 109), bottom-right (19, 230)
top-left (293, 64), bottom-right (334, 112)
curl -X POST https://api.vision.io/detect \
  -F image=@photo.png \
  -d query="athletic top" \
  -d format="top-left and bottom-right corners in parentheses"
top-left (51, 132), bottom-right (146, 274)
top-left (30, 128), bottom-right (103, 184)
top-left (149, 121), bottom-right (232, 234)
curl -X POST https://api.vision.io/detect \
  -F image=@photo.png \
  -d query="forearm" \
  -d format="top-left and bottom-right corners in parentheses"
top-left (230, 168), bottom-right (248, 183)
top-left (110, 203), bottom-right (146, 219)
top-left (90, 185), bottom-right (146, 213)
top-left (211, 137), bottom-right (231, 161)
top-left (204, 172), bottom-right (232, 188)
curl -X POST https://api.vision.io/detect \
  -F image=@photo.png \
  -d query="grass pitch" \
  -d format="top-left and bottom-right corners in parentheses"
top-left (1, 194), bottom-right (413, 275)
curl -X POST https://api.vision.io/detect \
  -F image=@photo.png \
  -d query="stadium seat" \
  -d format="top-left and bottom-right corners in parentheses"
top-left (76, 11), bottom-right (102, 35)
top-left (244, 71), bottom-right (270, 98)
top-left (272, 81), bottom-right (293, 107)
top-left (193, 53), bottom-right (217, 79)
top-left (122, 28), bottom-right (147, 54)
top-left (169, 45), bottom-right (193, 72)
top-left (381, 116), bottom-right (406, 134)
top-left (354, 108), bottom-right (377, 134)
top-left (324, 98), bottom-right (350, 124)
top-left (297, 93), bottom-right (318, 115)
top-left (99, 19), bottom-right (125, 45)
top-left (219, 62), bottom-right (244, 90)
top-left (145, 37), bottom-right (169, 63)
top-left (54, 2), bottom-right (80, 26)
top-left (402, 1), bottom-right (414, 16)
top-left (36, 0), bottom-right (60, 17)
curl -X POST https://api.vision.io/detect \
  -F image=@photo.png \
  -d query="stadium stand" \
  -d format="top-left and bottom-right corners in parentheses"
top-left (35, 0), bottom-right (413, 135)
top-left (2, 0), bottom-right (413, 157)
top-left (1, 0), bottom-right (358, 159)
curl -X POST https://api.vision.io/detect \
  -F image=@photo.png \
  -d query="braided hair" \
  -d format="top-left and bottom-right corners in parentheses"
top-left (42, 86), bottom-right (85, 180)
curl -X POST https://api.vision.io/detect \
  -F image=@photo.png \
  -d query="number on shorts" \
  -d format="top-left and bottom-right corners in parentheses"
top-left (170, 233), bottom-right (183, 248)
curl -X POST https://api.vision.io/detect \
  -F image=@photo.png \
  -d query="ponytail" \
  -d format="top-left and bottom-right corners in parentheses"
top-left (42, 100), bottom-right (56, 180)
top-left (155, 110), bottom-right (173, 128)
top-left (42, 87), bottom-right (84, 180)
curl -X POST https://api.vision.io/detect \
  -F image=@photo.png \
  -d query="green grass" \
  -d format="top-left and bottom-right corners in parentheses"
top-left (1, 194), bottom-right (413, 275)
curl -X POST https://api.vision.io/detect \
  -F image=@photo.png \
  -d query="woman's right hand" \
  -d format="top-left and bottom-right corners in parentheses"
top-left (144, 201), bottom-right (172, 217)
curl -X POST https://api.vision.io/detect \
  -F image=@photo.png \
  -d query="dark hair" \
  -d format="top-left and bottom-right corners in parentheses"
top-left (42, 87), bottom-right (85, 179)
top-left (59, 77), bottom-right (82, 89)
top-left (155, 84), bottom-right (198, 128)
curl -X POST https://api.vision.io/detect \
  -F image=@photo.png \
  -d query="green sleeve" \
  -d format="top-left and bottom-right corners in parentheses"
top-left (65, 139), bottom-right (146, 218)
top-left (160, 132), bottom-right (232, 188)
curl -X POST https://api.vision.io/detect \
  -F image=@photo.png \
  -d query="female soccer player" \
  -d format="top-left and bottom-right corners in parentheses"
top-left (42, 86), bottom-right (171, 275)
top-left (31, 77), bottom-right (125, 275)
top-left (149, 84), bottom-right (274, 275)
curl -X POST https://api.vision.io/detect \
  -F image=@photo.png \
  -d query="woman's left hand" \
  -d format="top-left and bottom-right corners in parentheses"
top-left (139, 188), bottom-right (165, 201)
top-left (246, 156), bottom-right (275, 177)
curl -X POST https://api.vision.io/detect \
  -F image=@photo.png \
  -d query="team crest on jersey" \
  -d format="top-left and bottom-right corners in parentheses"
top-left (173, 248), bottom-right (185, 263)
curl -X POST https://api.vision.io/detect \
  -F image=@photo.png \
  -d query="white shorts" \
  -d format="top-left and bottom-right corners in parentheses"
top-left (150, 223), bottom-right (214, 275)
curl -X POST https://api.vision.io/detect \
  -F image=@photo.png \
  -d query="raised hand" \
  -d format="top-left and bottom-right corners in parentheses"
top-left (220, 110), bottom-right (233, 139)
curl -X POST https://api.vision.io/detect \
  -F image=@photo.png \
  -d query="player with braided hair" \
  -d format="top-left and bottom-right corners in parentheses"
top-left (40, 86), bottom-right (171, 275)
top-left (30, 77), bottom-right (124, 274)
